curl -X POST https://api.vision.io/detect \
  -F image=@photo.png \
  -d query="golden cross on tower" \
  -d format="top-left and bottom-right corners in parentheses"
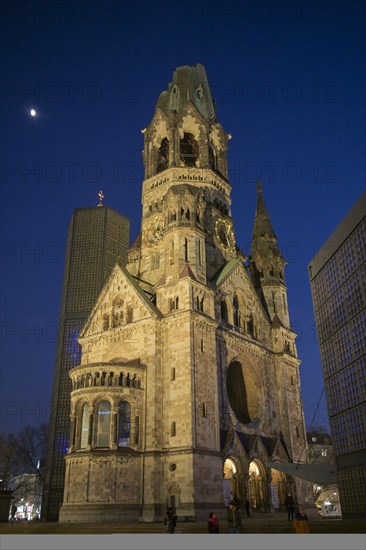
top-left (97, 190), bottom-right (104, 207)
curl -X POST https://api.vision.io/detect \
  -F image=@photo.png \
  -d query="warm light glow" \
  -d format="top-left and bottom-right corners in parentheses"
top-left (225, 457), bottom-right (237, 474)
top-left (249, 461), bottom-right (260, 477)
top-left (30, 109), bottom-right (36, 117)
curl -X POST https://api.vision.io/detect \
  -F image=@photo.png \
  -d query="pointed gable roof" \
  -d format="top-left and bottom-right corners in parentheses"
top-left (80, 263), bottom-right (161, 338)
top-left (272, 314), bottom-right (285, 327)
top-left (129, 232), bottom-right (141, 250)
top-left (220, 429), bottom-right (234, 452)
top-left (236, 431), bottom-right (258, 455)
top-left (179, 262), bottom-right (197, 281)
top-left (211, 259), bottom-right (241, 288)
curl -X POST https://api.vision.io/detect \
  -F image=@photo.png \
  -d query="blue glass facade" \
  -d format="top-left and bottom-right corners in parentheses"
top-left (309, 191), bottom-right (366, 517)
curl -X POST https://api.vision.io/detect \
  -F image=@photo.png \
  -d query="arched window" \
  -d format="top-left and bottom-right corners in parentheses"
top-left (169, 211), bottom-right (176, 223)
top-left (221, 300), bottom-right (228, 322)
top-left (157, 137), bottom-right (169, 173)
top-left (102, 314), bottom-right (109, 331)
top-left (248, 314), bottom-right (255, 337)
top-left (80, 402), bottom-right (90, 449)
top-left (233, 295), bottom-right (240, 327)
top-left (126, 307), bottom-right (133, 324)
top-left (112, 297), bottom-right (124, 328)
top-left (118, 401), bottom-right (131, 447)
top-left (209, 145), bottom-right (217, 172)
top-left (96, 400), bottom-right (111, 447)
top-left (180, 133), bottom-right (199, 167)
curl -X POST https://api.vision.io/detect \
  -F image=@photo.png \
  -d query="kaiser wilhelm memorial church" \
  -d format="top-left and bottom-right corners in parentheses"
top-left (43, 64), bottom-right (310, 522)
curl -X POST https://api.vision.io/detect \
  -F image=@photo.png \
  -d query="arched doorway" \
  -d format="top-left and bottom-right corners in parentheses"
top-left (270, 467), bottom-right (287, 511)
top-left (248, 460), bottom-right (266, 511)
top-left (223, 457), bottom-right (241, 505)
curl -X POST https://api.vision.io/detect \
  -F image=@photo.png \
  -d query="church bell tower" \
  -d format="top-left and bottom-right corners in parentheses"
top-left (129, 63), bottom-right (238, 289)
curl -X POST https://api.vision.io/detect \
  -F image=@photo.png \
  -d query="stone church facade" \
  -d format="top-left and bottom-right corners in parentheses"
top-left (59, 64), bottom-right (309, 523)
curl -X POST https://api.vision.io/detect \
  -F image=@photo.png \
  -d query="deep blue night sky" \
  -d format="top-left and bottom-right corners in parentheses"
top-left (1, 0), bottom-right (365, 435)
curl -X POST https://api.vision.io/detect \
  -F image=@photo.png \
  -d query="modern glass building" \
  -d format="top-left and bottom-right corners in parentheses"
top-left (308, 190), bottom-right (366, 518)
top-left (42, 206), bottom-right (129, 520)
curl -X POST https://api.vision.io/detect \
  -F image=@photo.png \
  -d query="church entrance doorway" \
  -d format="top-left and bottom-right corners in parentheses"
top-left (223, 457), bottom-right (241, 505)
top-left (248, 460), bottom-right (266, 511)
top-left (270, 467), bottom-right (286, 510)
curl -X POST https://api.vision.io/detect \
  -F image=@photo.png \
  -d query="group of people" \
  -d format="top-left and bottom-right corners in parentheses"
top-left (164, 497), bottom-right (249, 535)
top-left (164, 493), bottom-right (310, 534)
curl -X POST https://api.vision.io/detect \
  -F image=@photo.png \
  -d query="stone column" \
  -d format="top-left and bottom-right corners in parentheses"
top-left (88, 414), bottom-right (94, 447)
top-left (69, 417), bottom-right (76, 452)
top-left (266, 470), bottom-right (275, 513)
top-left (111, 411), bottom-right (118, 450)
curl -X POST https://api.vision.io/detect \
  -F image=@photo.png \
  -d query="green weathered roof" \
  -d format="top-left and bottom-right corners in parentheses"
top-left (118, 263), bottom-right (161, 318)
top-left (211, 259), bottom-right (241, 288)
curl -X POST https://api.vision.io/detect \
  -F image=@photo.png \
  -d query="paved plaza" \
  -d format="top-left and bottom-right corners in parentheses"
top-left (1, 511), bottom-right (365, 534)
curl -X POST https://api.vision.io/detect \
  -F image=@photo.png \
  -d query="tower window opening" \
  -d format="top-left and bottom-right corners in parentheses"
top-left (171, 421), bottom-right (176, 436)
top-left (180, 133), bottom-right (199, 167)
top-left (283, 293), bottom-right (287, 315)
top-left (272, 292), bottom-right (276, 313)
top-left (221, 300), bottom-right (228, 322)
top-left (169, 240), bottom-right (174, 265)
top-left (209, 145), bottom-right (218, 172)
top-left (184, 238), bottom-right (188, 262)
top-left (157, 137), bottom-right (169, 173)
top-left (233, 295), bottom-right (240, 327)
top-left (169, 297), bottom-right (179, 312)
top-left (248, 314), bottom-right (255, 336)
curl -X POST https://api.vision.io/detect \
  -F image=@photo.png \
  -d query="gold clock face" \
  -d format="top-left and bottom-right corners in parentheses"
top-left (214, 218), bottom-right (236, 252)
top-left (143, 215), bottom-right (165, 247)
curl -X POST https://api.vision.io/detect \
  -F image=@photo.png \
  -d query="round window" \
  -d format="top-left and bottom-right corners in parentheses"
top-left (226, 361), bottom-right (259, 424)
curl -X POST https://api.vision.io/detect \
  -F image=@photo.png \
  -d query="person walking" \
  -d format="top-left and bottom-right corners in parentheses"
top-left (285, 492), bottom-right (295, 521)
top-left (244, 498), bottom-right (250, 518)
top-left (293, 507), bottom-right (310, 533)
top-left (164, 507), bottom-right (177, 533)
top-left (227, 500), bottom-right (242, 533)
top-left (207, 512), bottom-right (219, 533)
